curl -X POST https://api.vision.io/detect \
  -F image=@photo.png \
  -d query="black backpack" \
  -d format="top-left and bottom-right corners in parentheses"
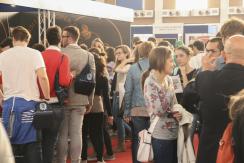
top-left (74, 54), bottom-right (95, 95)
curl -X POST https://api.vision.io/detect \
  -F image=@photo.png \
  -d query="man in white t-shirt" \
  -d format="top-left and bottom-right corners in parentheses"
top-left (0, 26), bottom-right (50, 163)
top-left (189, 40), bottom-right (205, 69)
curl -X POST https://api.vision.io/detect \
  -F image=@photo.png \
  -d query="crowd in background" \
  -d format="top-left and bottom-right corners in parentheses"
top-left (0, 16), bottom-right (244, 163)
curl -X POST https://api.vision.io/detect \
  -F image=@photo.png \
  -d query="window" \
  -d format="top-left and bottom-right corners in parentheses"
top-left (176, 0), bottom-right (208, 10)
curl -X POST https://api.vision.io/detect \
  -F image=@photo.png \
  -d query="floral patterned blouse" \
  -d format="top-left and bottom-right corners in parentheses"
top-left (144, 71), bottom-right (178, 140)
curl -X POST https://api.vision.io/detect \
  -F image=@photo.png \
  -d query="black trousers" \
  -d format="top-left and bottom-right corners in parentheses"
top-left (41, 104), bottom-right (63, 163)
top-left (103, 115), bottom-right (113, 155)
top-left (82, 112), bottom-right (104, 161)
top-left (13, 142), bottom-right (42, 163)
top-left (41, 128), bottom-right (59, 163)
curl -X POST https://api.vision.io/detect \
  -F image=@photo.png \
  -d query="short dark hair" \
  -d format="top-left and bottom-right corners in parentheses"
top-left (32, 43), bottom-right (46, 52)
top-left (106, 47), bottom-right (115, 63)
top-left (157, 40), bottom-right (171, 47)
top-left (206, 37), bottom-right (224, 51)
top-left (63, 26), bottom-right (80, 42)
top-left (0, 37), bottom-right (13, 48)
top-left (12, 26), bottom-right (31, 42)
top-left (192, 40), bottom-right (205, 51)
top-left (132, 37), bottom-right (141, 44)
top-left (147, 37), bottom-right (156, 44)
top-left (80, 43), bottom-right (88, 50)
top-left (46, 26), bottom-right (62, 45)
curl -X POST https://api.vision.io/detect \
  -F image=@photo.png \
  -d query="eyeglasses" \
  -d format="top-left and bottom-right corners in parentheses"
top-left (62, 35), bottom-right (70, 38)
top-left (205, 49), bottom-right (220, 54)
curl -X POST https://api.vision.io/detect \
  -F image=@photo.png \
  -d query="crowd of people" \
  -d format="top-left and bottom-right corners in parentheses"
top-left (0, 17), bottom-right (244, 163)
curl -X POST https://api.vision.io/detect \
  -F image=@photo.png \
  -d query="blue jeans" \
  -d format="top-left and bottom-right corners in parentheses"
top-left (152, 138), bottom-right (177, 163)
top-left (131, 117), bottom-right (150, 163)
top-left (112, 94), bottom-right (131, 141)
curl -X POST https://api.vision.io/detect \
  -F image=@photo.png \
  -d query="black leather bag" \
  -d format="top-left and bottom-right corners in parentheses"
top-left (74, 54), bottom-right (95, 95)
top-left (33, 102), bottom-right (64, 130)
top-left (55, 55), bottom-right (68, 106)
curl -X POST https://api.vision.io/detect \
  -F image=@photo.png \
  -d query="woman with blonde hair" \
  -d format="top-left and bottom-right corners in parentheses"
top-left (111, 45), bottom-right (133, 152)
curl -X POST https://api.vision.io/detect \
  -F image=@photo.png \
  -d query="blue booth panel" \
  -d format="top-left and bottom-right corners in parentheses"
top-left (116, 0), bottom-right (143, 10)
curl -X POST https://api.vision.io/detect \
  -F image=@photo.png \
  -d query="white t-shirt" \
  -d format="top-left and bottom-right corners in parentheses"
top-left (0, 46), bottom-right (45, 101)
top-left (189, 52), bottom-right (205, 70)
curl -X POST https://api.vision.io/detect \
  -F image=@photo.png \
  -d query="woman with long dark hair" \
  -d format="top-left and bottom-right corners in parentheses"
top-left (81, 49), bottom-right (113, 163)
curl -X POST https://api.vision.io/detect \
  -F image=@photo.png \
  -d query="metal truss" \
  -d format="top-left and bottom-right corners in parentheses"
top-left (38, 9), bottom-right (56, 45)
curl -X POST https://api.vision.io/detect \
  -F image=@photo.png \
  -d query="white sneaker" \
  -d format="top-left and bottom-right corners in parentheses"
top-left (97, 160), bottom-right (106, 163)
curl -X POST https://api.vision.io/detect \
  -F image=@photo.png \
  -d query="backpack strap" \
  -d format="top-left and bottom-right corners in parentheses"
top-left (87, 53), bottom-right (90, 65)
top-left (57, 55), bottom-right (64, 72)
top-left (137, 62), bottom-right (143, 72)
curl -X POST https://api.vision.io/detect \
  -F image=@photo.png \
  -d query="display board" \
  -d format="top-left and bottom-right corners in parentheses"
top-left (185, 33), bottom-right (215, 45)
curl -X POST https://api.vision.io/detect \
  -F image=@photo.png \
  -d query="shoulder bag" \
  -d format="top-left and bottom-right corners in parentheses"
top-left (137, 116), bottom-right (160, 162)
top-left (74, 54), bottom-right (95, 96)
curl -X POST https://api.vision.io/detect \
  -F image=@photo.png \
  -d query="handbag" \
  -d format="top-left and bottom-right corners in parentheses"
top-left (74, 54), bottom-right (95, 95)
top-left (55, 54), bottom-right (68, 106)
top-left (33, 102), bottom-right (64, 130)
top-left (137, 116), bottom-right (160, 162)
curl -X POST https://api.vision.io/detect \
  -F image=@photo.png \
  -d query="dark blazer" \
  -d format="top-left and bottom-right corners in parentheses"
top-left (195, 63), bottom-right (244, 163)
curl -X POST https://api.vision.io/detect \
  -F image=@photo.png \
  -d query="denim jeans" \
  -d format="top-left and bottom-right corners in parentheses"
top-left (112, 94), bottom-right (131, 141)
top-left (151, 138), bottom-right (177, 163)
top-left (131, 116), bottom-right (150, 163)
